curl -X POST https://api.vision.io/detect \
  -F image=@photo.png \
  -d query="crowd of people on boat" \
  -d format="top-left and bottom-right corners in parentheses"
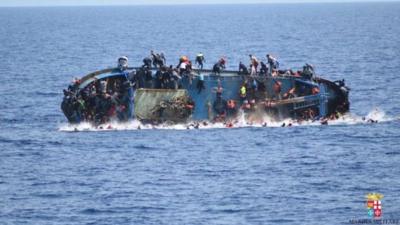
top-left (118, 51), bottom-right (316, 86)
top-left (63, 51), bottom-right (349, 126)
top-left (62, 74), bottom-right (132, 124)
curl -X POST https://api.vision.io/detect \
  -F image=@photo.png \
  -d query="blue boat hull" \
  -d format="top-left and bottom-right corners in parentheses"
top-left (61, 67), bottom-right (350, 124)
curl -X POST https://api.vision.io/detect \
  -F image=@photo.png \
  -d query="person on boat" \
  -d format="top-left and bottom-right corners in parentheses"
top-left (160, 52), bottom-right (166, 65)
top-left (249, 54), bottom-right (259, 76)
top-left (150, 50), bottom-right (158, 68)
top-left (161, 66), bottom-right (172, 89)
top-left (195, 52), bottom-right (205, 69)
top-left (238, 61), bottom-right (249, 75)
top-left (170, 69), bottom-right (182, 89)
top-left (177, 56), bottom-right (190, 75)
top-left (266, 54), bottom-right (279, 76)
top-left (260, 61), bottom-right (268, 76)
top-left (213, 57), bottom-right (226, 75)
top-left (196, 73), bottom-right (205, 93)
top-left (302, 63), bottom-right (315, 79)
top-left (144, 66), bottom-right (153, 88)
top-left (151, 51), bottom-right (165, 68)
top-left (117, 56), bottom-right (129, 71)
top-left (186, 61), bottom-right (193, 74)
top-left (143, 57), bottom-right (152, 68)
top-left (154, 67), bottom-right (163, 89)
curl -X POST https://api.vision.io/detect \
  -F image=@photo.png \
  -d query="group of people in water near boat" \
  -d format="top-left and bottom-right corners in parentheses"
top-left (62, 51), bottom-right (350, 126)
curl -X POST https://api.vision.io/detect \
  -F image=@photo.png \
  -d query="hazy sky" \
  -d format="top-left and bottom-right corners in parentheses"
top-left (0, 0), bottom-right (399, 7)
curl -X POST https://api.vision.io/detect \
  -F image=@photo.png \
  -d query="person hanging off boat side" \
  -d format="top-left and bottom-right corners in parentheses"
top-left (196, 73), bottom-right (205, 94)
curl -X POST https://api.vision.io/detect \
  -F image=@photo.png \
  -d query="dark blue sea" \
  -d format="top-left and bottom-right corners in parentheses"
top-left (1, 3), bottom-right (400, 224)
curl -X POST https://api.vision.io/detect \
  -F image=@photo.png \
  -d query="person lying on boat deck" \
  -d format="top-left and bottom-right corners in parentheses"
top-left (238, 61), bottom-right (249, 75)
top-left (196, 73), bottom-right (205, 93)
top-left (249, 54), bottom-right (259, 76)
top-left (213, 58), bottom-right (226, 75)
top-left (195, 52), bottom-right (205, 69)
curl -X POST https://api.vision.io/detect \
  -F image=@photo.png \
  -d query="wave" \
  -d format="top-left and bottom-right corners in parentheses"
top-left (58, 108), bottom-right (396, 132)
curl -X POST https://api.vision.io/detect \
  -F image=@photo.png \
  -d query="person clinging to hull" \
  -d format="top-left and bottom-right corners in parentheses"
top-left (212, 80), bottom-right (227, 122)
top-left (196, 72), bottom-right (205, 94)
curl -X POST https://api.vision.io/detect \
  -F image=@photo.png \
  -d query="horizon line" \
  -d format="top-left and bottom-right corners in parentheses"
top-left (0, 0), bottom-right (399, 8)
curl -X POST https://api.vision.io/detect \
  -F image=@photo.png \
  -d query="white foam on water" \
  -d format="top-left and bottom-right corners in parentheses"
top-left (58, 108), bottom-right (396, 132)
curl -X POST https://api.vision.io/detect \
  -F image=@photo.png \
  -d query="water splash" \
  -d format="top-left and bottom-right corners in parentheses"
top-left (58, 108), bottom-right (396, 132)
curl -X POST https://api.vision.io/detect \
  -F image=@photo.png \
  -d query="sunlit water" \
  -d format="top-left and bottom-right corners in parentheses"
top-left (1, 3), bottom-right (400, 224)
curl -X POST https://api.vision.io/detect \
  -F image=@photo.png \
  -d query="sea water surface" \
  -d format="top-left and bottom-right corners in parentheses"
top-left (0, 3), bottom-right (400, 224)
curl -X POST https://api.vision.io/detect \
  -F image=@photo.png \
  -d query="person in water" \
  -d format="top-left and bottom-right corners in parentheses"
top-left (195, 52), bottom-right (205, 69)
